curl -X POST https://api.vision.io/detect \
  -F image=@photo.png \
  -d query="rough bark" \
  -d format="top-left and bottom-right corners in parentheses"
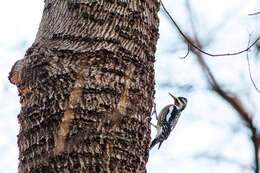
top-left (9, 0), bottom-right (160, 172)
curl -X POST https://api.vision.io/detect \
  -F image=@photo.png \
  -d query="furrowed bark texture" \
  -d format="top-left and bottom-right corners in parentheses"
top-left (9, 0), bottom-right (160, 172)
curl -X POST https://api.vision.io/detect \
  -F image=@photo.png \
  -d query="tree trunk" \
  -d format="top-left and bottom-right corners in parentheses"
top-left (9, 0), bottom-right (160, 172)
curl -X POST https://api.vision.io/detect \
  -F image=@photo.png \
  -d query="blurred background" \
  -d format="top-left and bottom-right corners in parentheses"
top-left (0, 0), bottom-right (259, 173)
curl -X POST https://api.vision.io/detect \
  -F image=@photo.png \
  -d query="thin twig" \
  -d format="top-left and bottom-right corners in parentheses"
top-left (160, 0), bottom-right (260, 57)
top-left (179, 44), bottom-right (190, 59)
top-left (248, 12), bottom-right (260, 16)
top-left (246, 35), bottom-right (260, 93)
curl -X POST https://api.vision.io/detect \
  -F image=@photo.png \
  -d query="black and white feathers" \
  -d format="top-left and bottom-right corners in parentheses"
top-left (150, 93), bottom-right (187, 150)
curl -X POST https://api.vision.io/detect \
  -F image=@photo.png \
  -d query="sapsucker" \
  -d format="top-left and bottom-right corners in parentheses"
top-left (151, 93), bottom-right (187, 149)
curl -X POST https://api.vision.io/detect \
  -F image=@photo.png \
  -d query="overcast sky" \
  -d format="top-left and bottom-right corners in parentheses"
top-left (0, 0), bottom-right (259, 173)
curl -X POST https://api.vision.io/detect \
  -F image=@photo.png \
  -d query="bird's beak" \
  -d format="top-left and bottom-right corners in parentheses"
top-left (168, 93), bottom-right (176, 100)
top-left (169, 93), bottom-right (178, 106)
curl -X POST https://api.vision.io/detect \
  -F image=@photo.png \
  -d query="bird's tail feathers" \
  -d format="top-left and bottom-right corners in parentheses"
top-left (150, 137), bottom-right (159, 150)
top-left (158, 142), bottom-right (163, 149)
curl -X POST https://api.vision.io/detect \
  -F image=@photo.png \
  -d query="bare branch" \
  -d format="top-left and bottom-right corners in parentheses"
top-left (249, 12), bottom-right (260, 16)
top-left (246, 36), bottom-right (260, 93)
top-left (179, 3), bottom-right (260, 171)
top-left (187, 28), bottom-right (260, 173)
top-left (160, 0), bottom-right (260, 57)
top-left (179, 44), bottom-right (190, 59)
top-left (193, 40), bottom-right (260, 173)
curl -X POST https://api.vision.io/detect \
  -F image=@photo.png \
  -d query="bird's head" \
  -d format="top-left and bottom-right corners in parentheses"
top-left (169, 93), bottom-right (187, 111)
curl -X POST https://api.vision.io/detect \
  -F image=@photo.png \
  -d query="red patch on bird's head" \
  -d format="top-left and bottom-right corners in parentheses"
top-left (174, 98), bottom-right (179, 106)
